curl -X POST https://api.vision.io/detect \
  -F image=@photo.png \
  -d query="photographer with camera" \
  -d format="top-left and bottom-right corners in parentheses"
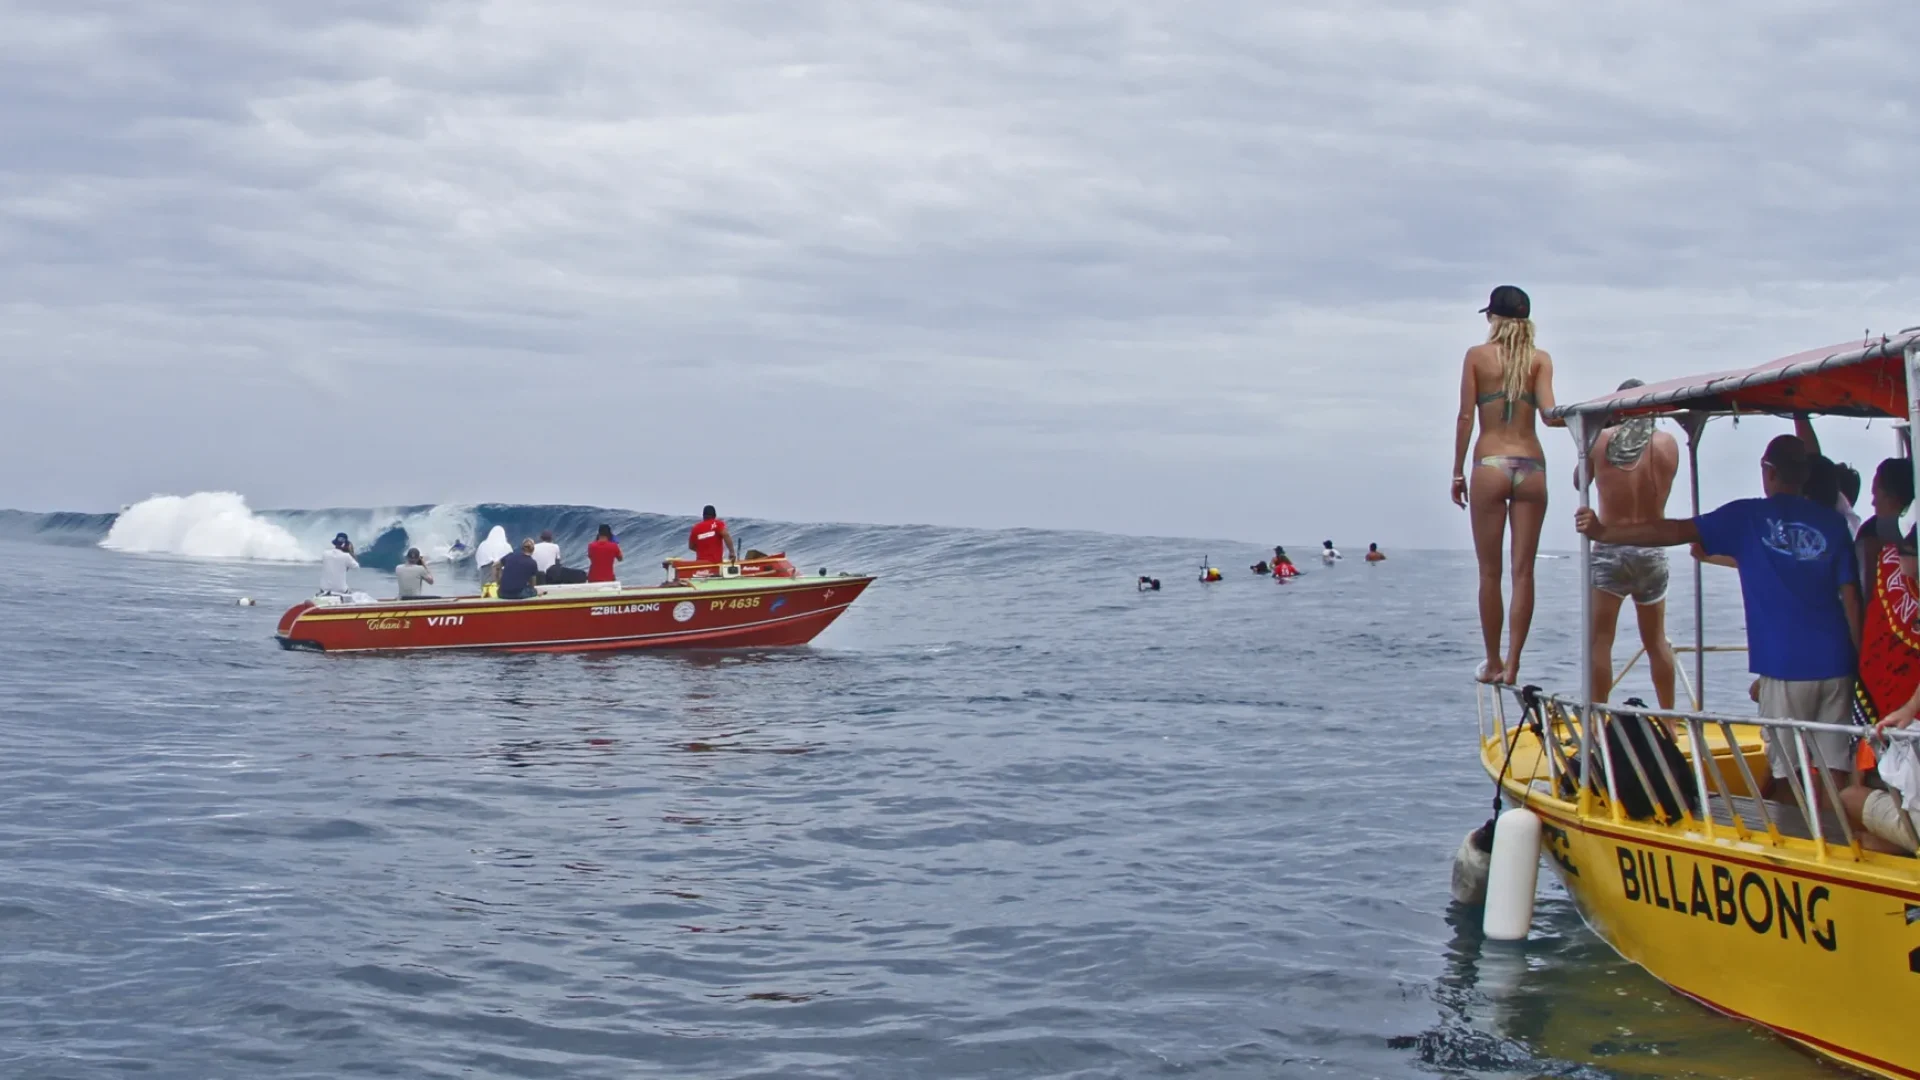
top-left (320, 532), bottom-right (358, 596)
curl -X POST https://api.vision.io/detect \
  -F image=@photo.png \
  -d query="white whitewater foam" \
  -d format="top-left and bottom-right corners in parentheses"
top-left (103, 492), bottom-right (313, 562)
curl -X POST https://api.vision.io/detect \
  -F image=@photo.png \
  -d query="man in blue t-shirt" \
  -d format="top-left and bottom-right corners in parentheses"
top-left (1575, 434), bottom-right (1862, 800)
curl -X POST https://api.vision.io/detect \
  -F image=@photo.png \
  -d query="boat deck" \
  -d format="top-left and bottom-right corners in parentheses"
top-left (318, 574), bottom-right (856, 611)
top-left (1707, 794), bottom-right (1849, 844)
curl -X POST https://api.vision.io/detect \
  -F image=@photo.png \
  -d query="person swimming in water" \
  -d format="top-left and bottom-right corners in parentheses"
top-left (1272, 546), bottom-right (1300, 579)
top-left (1321, 540), bottom-right (1342, 563)
top-left (1451, 284), bottom-right (1560, 685)
top-left (1365, 543), bottom-right (1386, 562)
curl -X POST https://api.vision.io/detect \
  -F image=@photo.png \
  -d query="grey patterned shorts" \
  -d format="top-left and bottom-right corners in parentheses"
top-left (1590, 542), bottom-right (1669, 605)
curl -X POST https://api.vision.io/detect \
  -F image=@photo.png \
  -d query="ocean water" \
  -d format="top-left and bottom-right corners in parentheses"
top-left (0, 500), bottom-right (1808, 1080)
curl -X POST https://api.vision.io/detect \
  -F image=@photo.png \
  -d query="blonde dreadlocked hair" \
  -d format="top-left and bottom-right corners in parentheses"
top-left (1487, 315), bottom-right (1537, 419)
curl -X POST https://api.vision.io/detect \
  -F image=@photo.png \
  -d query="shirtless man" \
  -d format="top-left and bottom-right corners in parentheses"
top-left (1582, 380), bottom-right (1680, 708)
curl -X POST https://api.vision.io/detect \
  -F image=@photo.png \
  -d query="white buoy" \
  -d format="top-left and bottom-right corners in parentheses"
top-left (237, 597), bottom-right (257, 607)
top-left (1449, 821), bottom-right (1494, 907)
top-left (1481, 807), bottom-right (1542, 941)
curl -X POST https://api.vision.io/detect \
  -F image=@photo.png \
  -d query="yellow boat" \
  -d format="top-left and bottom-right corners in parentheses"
top-left (1472, 328), bottom-right (1920, 1080)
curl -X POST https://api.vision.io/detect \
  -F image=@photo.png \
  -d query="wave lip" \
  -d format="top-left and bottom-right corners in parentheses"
top-left (102, 492), bottom-right (312, 562)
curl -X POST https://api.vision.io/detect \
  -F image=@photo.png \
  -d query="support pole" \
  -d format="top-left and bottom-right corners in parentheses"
top-left (1908, 346), bottom-right (1920, 533)
top-left (1681, 412), bottom-right (1710, 710)
top-left (1569, 413), bottom-right (1596, 815)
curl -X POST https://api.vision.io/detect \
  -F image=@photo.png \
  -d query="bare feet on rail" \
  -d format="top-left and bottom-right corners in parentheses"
top-left (1476, 659), bottom-right (1504, 684)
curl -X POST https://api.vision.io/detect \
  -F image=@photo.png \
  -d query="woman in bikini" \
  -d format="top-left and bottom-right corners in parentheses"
top-left (1451, 285), bottom-right (1559, 684)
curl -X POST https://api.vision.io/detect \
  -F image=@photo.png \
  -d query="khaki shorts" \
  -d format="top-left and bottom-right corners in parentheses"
top-left (1861, 789), bottom-right (1920, 853)
top-left (1756, 675), bottom-right (1856, 778)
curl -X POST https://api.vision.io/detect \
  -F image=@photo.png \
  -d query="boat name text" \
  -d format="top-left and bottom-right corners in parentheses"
top-left (590, 603), bottom-right (660, 617)
top-left (1614, 844), bottom-right (1835, 951)
top-left (427, 616), bottom-right (463, 627)
top-left (711, 597), bottom-right (761, 611)
top-left (366, 618), bottom-right (411, 631)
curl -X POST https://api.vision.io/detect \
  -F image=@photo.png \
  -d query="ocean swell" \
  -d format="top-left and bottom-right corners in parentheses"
top-left (0, 491), bottom-right (1185, 576)
top-left (0, 493), bottom-right (848, 572)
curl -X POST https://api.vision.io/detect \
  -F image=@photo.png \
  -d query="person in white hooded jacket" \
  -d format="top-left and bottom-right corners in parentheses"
top-left (473, 526), bottom-right (512, 590)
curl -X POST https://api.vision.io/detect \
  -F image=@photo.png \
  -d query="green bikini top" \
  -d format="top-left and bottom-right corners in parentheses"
top-left (1477, 388), bottom-right (1538, 422)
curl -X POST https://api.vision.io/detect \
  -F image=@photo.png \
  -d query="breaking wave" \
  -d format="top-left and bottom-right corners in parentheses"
top-left (0, 491), bottom-right (1212, 579)
top-left (2, 491), bottom-right (1153, 574)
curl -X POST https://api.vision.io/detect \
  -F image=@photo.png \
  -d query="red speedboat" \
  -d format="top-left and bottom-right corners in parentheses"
top-left (275, 568), bottom-right (873, 654)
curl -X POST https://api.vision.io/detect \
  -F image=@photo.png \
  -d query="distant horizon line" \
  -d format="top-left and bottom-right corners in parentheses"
top-left (0, 497), bottom-right (1569, 557)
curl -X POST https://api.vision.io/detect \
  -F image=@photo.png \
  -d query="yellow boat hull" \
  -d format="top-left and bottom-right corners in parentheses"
top-left (1483, 734), bottom-right (1920, 1079)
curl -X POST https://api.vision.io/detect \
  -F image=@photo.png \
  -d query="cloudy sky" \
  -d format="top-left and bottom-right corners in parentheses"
top-left (3, 0), bottom-right (1916, 547)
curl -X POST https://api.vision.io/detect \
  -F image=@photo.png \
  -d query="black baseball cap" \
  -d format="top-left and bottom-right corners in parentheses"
top-left (1479, 285), bottom-right (1531, 319)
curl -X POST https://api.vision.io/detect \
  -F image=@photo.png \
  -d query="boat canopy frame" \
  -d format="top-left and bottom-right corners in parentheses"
top-left (1547, 328), bottom-right (1920, 424)
top-left (1543, 329), bottom-right (1920, 823)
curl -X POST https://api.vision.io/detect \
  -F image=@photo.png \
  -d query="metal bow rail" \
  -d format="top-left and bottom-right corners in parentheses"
top-left (1477, 682), bottom-right (1920, 864)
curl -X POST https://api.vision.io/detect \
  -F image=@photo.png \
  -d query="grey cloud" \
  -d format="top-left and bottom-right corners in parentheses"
top-left (1, 0), bottom-right (1917, 549)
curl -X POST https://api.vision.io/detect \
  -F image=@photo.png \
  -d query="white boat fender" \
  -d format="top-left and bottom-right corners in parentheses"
top-left (1482, 806), bottom-right (1542, 941)
top-left (1449, 816), bottom-right (1496, 907)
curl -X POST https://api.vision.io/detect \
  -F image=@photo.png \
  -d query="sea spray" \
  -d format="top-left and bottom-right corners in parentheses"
top-left (102, 493), bottom-right (310, 562)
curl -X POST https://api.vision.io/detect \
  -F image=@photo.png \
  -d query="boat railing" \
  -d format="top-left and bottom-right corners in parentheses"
top-left (1605, 641), bottom-right (1748, 710)
top-left (1477, 682), bottom-right (1920, 865)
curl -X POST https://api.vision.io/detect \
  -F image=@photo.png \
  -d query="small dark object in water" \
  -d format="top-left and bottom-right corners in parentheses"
top-left (1137, 576), bottom-right (1161, 592)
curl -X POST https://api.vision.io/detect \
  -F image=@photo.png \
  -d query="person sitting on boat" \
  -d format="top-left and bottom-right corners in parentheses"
top-left (587, 523), bottom-right (623, 583)
top-left (1841, 688), bottom-right (1920, 855)
top-left (1321, 540), bottom-right (1342, 563)
top-left (1580, 390), bottom-right (1681, 711)
top-left (1575, 434), bottom-right (1862, 803)
top-left (689, 505), bottom-right (737, 564)
top-left (1452, 285), bottom-right (1560, 686)
top-left (495, 538), bottom-right (542, 600)
top-left (319, 532), bottom-right (358, 596)
top-left (474, 526), bottom-right (511, 592)
top-left (532, 530), bottom-right (561, 573)
top-left (542, 556), bottom-right (589, 586)
top-left (396, 547), bottom-right (435, 599)
top-left (1365, 543), bottom-right (1386, 562)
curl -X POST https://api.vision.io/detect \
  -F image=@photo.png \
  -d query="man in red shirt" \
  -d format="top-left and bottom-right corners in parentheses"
top-left (689, 505), bottom-right (737, 564)
top-left (586, 523), bottom-right (622, 583)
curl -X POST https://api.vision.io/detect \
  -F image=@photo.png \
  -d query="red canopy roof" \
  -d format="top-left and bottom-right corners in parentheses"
top-left (1549, 328), bottom-right (1920, 422)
